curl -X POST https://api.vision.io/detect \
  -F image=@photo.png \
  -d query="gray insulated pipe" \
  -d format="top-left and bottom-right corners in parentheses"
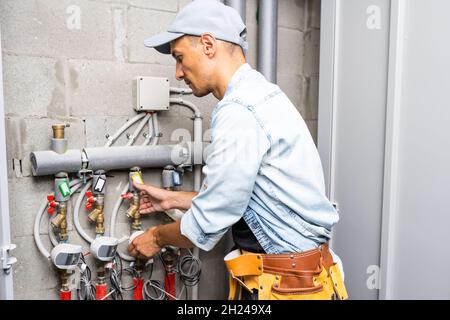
top-left (30, 149), bottom-right (82, 176)
top-left (84, 144), bottom-right (189, 172)
top-left (258, 0), bottom-right (278, 83)
top-left (30, 144), bottom-right (191, 176)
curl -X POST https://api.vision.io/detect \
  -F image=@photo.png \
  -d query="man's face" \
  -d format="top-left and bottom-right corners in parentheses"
top-left (170, 36), bottom-right (212, 97)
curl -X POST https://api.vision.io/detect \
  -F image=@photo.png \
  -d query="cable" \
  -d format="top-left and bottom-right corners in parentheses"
top-left (143, 279), bottom-right (166, 300)
top-left (177, 249), bottom-right (202, 287)
top-left (77, 255), bottom-right (96, 300)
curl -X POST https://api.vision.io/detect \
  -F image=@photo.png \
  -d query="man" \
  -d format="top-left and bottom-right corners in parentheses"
top-left (128, 0), bottom-right (348, 300)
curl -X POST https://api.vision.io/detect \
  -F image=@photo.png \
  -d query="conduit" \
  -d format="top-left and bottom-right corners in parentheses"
top-left (168, 97), bottom-right (203, 300)
top-left (34, 180), bottom-right (83, 259)
top-left (258, 0), bottom-right (278, 83)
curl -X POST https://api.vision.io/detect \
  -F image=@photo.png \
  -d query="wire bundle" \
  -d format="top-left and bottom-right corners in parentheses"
top-left (177, 250), bottom-right (202, 287)
top-left (77, 255), bottom-right (96, 300)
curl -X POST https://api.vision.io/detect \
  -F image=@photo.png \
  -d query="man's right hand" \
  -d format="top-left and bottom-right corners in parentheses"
top-left (133, 182), bottom-right (173, 214)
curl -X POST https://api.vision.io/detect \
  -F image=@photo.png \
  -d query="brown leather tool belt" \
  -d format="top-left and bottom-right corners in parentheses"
top-left (257, 243), bottom-right (334, 293)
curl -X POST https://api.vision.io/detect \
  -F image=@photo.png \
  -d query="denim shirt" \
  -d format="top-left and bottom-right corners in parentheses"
top-left (180, 63), bottom-right (339, 254)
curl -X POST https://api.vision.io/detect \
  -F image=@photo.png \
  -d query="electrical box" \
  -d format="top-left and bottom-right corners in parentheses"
top-left (135, 76), bottom-right (170, 111)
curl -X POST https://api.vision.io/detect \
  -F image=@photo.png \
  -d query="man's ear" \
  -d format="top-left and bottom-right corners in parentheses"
top-left (200, 33), bottom-right (217, 57)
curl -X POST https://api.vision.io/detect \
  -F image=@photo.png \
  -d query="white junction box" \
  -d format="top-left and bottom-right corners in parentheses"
top-left (135, 76), bottom-right (170, 111)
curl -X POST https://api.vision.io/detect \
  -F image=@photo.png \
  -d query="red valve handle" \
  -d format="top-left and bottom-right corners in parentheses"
top-left (88, 197), bottom-right (95, 204)
top-left (121, 193), bottom-right (133, 200)
top-left (47, 207), bottom-right (55, 215)
top-left (49, 201), bottom-right (58, 208)
top-left (47, 194), bottom-right (54, 202)
top-left (85, 191), bottom-right (93, 198)
top-left (86, 203), bottom-right (93, 210)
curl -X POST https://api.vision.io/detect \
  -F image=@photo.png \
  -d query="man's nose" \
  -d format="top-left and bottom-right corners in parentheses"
top-left (175, 64), bottom-right (184, 81)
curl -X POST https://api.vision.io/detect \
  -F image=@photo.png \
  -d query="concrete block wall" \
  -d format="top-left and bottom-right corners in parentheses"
top-left (1, 0), bottom-right (321, 299)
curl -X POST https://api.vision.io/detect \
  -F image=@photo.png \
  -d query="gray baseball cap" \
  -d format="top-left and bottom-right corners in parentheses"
top-left (144, 0), bottom-right (248, 55)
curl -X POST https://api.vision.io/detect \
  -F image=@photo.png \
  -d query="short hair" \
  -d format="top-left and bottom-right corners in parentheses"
top-left (186, 35), bottom-right (240, 55)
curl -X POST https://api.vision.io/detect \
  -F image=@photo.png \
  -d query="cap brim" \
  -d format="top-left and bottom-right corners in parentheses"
top-left (144, 32), bottom-right (185, 54)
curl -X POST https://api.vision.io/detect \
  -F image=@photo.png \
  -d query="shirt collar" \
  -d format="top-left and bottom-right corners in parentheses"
top-left (223, 63), bottom-right (252, 98)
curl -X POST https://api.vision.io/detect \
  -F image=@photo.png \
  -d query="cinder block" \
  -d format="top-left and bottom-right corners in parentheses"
top-left (5, 116), bottom-right (85, 178)
top-left (278, 27), bottom-right (304, 77)
top-left (308, 0), bottom-right (321, 30)
top-left (278, 0), bottom-right (307, 31)
top-left (0, 0), bottom-right (114, 60)
top-left (99, 0), bottom-right (179, 11)
top-left (8, 176), bottom-right (53, 238)
top-left (277, 73), bottom-right (304, 116)
top-left (305, 119), bottom-right (318, 145)
top-left (303, 29), bottom-right (320, 76)
top-left (68, 59), bottom-right (177, 116)
top-left (12, 235), bottom-right (59, 295)
top-left (2, 55), bottom-right (63, 117)
top-left (303, 75), bottom-right (319, 121)
top-left (129, 0), bottom-right (178, 11)
top-left (128, 7), bottom-right (176, 65)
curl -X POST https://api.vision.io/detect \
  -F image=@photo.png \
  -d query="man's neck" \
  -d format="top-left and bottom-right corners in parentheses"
top-left (212, 59), bottom-right (246, 100)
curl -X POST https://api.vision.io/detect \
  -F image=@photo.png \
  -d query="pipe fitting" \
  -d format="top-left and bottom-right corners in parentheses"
top-left (52, 124), bottom-right (68, 139)
top-left (52, 202), bottom-right (68, 242)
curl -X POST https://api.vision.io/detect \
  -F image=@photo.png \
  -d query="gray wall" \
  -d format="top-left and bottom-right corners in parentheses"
top-left (1, 0), bottom-right (321, 299)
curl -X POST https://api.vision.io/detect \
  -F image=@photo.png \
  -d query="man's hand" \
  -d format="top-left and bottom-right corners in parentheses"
top-left (133, 181), bottom-right (199, 213)
top-left (128, 226), bottom-right (162, 259)
top-left (133, 182), bottom-right (173, 214)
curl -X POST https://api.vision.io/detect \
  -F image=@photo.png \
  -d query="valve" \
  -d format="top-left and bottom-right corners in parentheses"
top-left (85, 191), bottom-right (96, 210)
top-left (47, 194), bottom-right (59, 215)
top-left (121, 192), bottom-right (133, 200)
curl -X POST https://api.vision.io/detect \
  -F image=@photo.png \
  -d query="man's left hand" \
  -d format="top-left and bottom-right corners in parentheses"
top-left (128, 226), bottom-right (162, 259)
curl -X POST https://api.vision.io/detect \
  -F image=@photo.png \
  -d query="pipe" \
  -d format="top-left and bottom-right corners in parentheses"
top-left (34, 181), bottom-right (83, 259)
top-left (258, 0), bottom-right (278, 83)
top-left (169, 99), bottom-right (203, 300)
top-left (31, 144), bottom-right (191, 176)
top-left (30, 149), bottom-right (82, 176)
top-left (143, 114), bottom-right (154, 145)
top-left (224, 0), bottom-right (246, 22)
top-left (169, 98), bottom-right (202, 118)
top-left (170, 87), bottom-right (193, 95)
top-left (109, 115), bottom-right (160, 262)
top-left (84, 144), bottom-right (189, 172)
top-left (126, 113), bottom-right (151, 146)
top-left (104, 113), bottom-right (147, 147)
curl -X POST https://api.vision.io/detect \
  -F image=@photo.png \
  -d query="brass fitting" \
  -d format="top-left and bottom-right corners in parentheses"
top-left (52, 202), bottom-right (68, 242)
top-left (88, 196), bottom-right (105, 236)
top-left (60, 270), bottom-right (69, 292)
top-left (126, 193), bottom-right (141, 230)
top-left (52, 124), bottom-right (68, 139)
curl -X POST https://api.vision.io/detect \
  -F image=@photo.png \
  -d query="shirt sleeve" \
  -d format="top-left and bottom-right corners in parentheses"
top-left (180, 102), bottom-right (270, 251)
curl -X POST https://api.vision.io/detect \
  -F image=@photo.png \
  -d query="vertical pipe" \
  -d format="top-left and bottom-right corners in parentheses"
top-left (258, 0), bottom-right (278, 83)
top-left (0, 25), bottom-right (14, 300)
top-left (224, 0), bottom-right (246, 22)
top-left (191, 116), bottom-right (202, 300)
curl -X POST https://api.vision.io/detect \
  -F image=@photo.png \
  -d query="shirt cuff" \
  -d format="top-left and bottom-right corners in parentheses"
top-left (180, 209), bottom-right (225, 252)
